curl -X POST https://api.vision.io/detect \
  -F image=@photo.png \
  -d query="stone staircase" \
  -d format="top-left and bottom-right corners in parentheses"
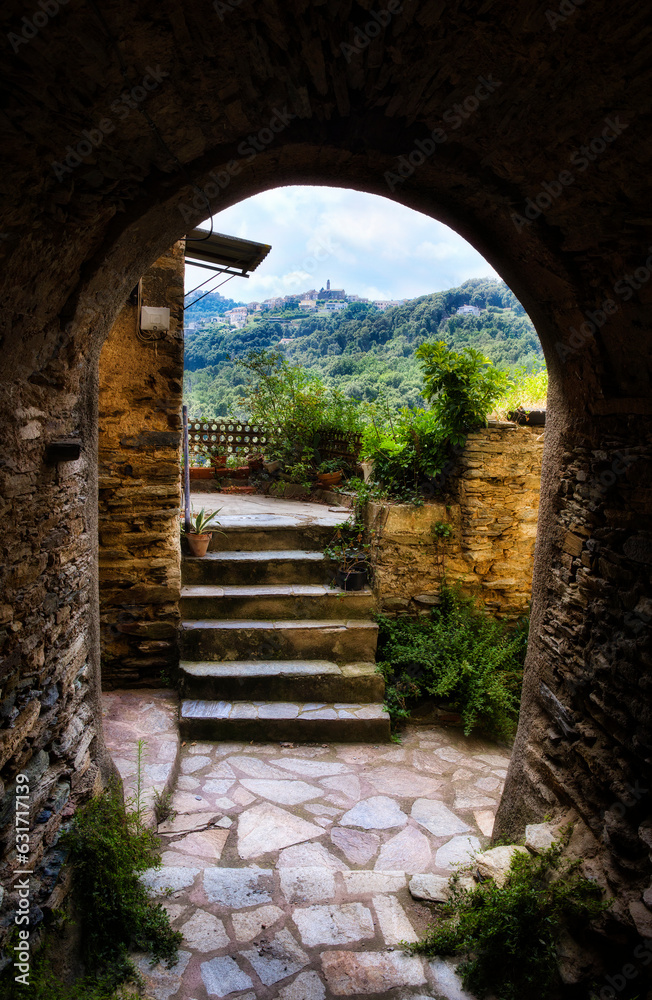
top-left (178, 521), bottom-right (391, 742)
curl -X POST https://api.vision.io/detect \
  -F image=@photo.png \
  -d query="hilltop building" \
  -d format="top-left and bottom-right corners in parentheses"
top-left (317, 279), bottom-right (346, 301)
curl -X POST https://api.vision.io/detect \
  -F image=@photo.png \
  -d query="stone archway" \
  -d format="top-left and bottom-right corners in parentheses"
top-left (1, 0), bottom-right (650, 953)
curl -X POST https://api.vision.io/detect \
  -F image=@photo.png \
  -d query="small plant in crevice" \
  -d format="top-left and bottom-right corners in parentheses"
top-left (153, 788), bottom-right (176, 825)
top-left (405, 838), bottom-right (611, 1000)
top-left (376, 585), bottom-right (529, 739)
top-left (126, 738), bottom-right (148, 835)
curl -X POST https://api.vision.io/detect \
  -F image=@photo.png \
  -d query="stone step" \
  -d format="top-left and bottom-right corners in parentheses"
top-left (209, 524), bottom-right (337, 552)
top-left (180, 584), bottom-right (374, 621)
top-left (180, 619), bottom-right (378, 663)
top-left (178, 659), bottom-right (384, 703)
top-left (182, 550), bottom-right (335, 587)
top-left (179, 698), bottom-right (391, 742)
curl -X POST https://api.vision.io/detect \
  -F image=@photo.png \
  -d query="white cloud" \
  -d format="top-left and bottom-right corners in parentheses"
top-left (185, 186), bottom-right (503, 303)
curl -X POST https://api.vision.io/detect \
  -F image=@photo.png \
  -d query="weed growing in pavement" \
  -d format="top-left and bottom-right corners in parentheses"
top-left (406, 838), bottom-right (611, 1000)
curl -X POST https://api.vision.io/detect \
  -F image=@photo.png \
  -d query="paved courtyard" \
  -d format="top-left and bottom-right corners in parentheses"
top-left (112, 704), bottom-right (509, 1000)
top-left (188, 491), bottom-right (350, 528)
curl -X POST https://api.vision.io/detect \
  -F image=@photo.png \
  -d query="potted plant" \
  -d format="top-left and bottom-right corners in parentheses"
top-left (324, 523), bottom-right (370, 591)
top-left (181, 507), bottom-right (224, 557)
top-left (189, 460), bottom-right (214, 480)
top-left (317, 458), bottom-right (343, 487)
top-left (225, 453), bottom-right (249, 479)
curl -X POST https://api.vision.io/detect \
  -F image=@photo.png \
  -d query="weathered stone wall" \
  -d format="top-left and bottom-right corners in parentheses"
top-left (496, 412), bottom-right (652, 942)
top-left (1, 0), bottom-right (651, 976)
top-left (368, 422), bottom-right (544, 616)
top-left (98, 244), bottom-right (184, 689)
top-left (0, 346), bottom-right (114, 961)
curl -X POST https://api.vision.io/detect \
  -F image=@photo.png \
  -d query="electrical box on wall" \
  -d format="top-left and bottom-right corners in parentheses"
top-left (140, 306), bottom-right (170, 332)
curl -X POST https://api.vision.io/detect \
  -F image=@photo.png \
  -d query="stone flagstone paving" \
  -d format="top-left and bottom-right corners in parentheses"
top-left (105, 702), bottom-right (511, 1000)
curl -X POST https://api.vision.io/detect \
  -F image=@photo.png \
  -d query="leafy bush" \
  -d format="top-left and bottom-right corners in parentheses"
top-left (0, 942), bottom-right (137, 1000)
top-left (376, 586), bottom-right (528, 738)
top-left (363, 343), bottom-right (510, 497)
top-left (415, 340), bottom-right (511, 447)
top-left (363, 406), bottom-right (449, 495)
top-left (63, 782), bottom-right (181, 980)
top-left (236, 349), bottom-right (363, 464)
top-left (237, 348), bottom-right (327, 462)
top-left (408, 839), bottom-right (610, 1000)
top-left (0, 782), bottom-right (181, 999)
top-left (321, 387), bottom-right (365, 436)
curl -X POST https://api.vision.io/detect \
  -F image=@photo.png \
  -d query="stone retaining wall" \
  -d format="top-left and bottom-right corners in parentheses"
top-left (367, 422), bottom-right (544, 617)
top-left (98, 244), bottom-right (184, 689)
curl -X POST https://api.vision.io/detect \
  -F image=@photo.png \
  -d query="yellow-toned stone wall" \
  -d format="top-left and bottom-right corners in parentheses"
top-left (98, 243), bottom-right (185, 688)
top-left (368, 422), bottom-right (544, 617)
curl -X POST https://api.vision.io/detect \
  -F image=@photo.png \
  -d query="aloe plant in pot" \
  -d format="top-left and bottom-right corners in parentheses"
top-left (181, 507), bottom-right (224, 557)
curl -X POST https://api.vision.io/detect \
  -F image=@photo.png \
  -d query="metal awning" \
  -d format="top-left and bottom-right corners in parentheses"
top-left (184, 228), bottom-right (271, 277)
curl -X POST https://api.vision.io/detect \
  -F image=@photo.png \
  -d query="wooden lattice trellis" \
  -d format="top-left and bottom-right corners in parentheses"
top-left (316, 429), bottom-right (364, 465)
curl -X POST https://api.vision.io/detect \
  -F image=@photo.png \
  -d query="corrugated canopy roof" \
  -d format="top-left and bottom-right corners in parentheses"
top-left (184, 228), bottom-right (271, 276)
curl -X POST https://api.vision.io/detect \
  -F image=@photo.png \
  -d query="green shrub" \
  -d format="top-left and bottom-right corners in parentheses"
top-left (408, 840), bottom-right (610, 1000)
top-left (62, 782), bottom-right (182, 978)
top-left (363, 407), bottom-right (449, 495)
top-left (0, 941), bottom-right (137, 1000)
top-left (363, 343), bottom-right (511, 497)
top-left (236, 349), bottom-right (362, 463)
top-left (376, 586), bottom-right (528, 738)
top-left (494, 363), bottom-right (548, 419)
top-left (415, 340), bottom-right (511, 446)
top-left (0, 781), bottom-right (181, 999)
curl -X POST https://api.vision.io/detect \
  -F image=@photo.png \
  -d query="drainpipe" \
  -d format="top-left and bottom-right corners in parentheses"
top-left (182, 404), bottom-right (191, 534)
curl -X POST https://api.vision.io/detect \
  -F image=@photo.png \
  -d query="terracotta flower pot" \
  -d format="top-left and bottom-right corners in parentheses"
top-left (317, 470), bottom-right (343, 486)
top-left (186, 532), bottom-right (211, 556)
top-left (189, 467), bottom-right (213, 480)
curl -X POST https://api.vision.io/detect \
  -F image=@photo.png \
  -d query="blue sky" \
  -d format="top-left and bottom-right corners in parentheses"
top-left (184, 185), bottom-right (499, 304)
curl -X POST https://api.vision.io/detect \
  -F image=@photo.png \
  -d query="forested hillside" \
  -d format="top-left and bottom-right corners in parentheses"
top-left (184, 288), bottom-right (244, 324)
top-left (184, 278), bottom-right (543, 418)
